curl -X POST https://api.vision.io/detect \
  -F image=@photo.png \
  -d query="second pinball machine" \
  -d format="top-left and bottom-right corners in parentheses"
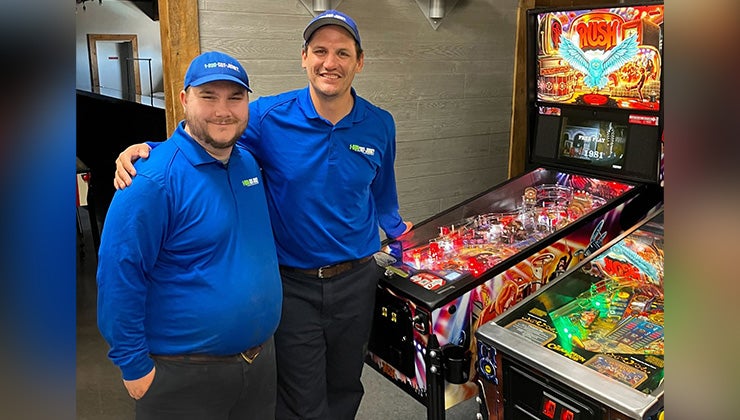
top-left (475, 209), bottom-right (664, 420)
top-left (365, 2), bottom-right (664, 419)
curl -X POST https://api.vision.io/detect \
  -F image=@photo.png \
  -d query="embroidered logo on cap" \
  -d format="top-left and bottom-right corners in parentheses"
top-left (322, 13), bottom-right (347, 23)
top-left (204, 61), bottom-right (242, 73)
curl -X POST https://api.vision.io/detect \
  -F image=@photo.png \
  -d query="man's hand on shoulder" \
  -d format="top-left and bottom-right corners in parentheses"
top-left (114, 143), bottom-right (152, 190)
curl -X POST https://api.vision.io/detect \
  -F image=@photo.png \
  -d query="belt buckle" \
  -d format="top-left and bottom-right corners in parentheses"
top-left (240, 349), bottom-right (260, 364)
top-left (317, 264), bottom-right (331, 279)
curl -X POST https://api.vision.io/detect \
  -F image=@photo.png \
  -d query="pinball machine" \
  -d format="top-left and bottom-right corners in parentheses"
top-left (365, 2), bottom-right (664, 419)
top-left (474, 209), bottom-right (664, 420)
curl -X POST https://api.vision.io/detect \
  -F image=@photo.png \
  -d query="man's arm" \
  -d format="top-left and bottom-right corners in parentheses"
top-left (371, 121), bottom-right (412, 239)
top-left (115, 123), bottom-right (257, 190)
top-left (97, 177), bottom-right (168, 397)
top-left (116, 105), bottom-right (261, 190)
top-left (113, 143), bottom-right (154, 190)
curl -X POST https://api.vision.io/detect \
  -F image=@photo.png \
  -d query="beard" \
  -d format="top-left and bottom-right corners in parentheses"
top-left (184, 114), bottom-right (246, 151)
top-left (203, 133), bottom-right (239, 150)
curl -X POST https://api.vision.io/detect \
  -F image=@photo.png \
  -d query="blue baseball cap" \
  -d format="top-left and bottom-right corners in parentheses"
top-left (183, 51), bottom-right (252, 92)
top-left (303, 9), bottom-right (361, 49)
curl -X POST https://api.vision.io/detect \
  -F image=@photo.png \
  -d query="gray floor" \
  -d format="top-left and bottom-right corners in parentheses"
top-left (76, 208), bottom-right (479, 419)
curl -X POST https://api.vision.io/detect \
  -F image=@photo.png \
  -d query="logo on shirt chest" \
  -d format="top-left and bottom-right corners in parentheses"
top-left (349, 144), bottom-right (375, 156)
top-left (241, 177), bottom-right (259, 187)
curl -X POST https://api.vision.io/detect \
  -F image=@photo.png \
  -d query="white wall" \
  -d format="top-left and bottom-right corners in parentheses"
top-left (75, 0), bottom-right (163, 96)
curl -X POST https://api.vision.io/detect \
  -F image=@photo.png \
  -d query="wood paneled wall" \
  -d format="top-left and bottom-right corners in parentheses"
top-left (160, 0), bottom-right (520, 224)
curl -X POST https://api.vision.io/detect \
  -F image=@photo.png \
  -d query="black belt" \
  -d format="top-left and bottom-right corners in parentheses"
top-left (280, 255), bottom-right (374, 279)
top-left (151, 344), bottom-right (263, 364)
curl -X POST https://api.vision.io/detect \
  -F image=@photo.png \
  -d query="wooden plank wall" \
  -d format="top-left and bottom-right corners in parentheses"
top-left (165, 0), bottom-right (520, 224)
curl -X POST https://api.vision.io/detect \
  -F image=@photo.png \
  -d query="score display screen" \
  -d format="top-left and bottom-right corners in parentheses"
top-left (557, 117), bottom-right (627, 170)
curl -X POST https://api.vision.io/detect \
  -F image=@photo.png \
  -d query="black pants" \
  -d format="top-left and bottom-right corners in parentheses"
top-left (135, 337), bottom-right (276, 420)
top-left (275, 259), bottom-right (381, 420)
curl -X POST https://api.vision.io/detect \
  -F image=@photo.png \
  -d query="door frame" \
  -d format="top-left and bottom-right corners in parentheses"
top-left (87, 34), bottom-right (142, 95)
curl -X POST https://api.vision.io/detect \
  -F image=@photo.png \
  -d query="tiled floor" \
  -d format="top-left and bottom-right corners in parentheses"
top-left (75, 207), bottom-right (478, 419)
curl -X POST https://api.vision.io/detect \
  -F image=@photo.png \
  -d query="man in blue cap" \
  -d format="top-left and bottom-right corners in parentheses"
top-left (114, 11), bottom-right (413, 419)
top-left (97, 51), bottom-right (282, 419)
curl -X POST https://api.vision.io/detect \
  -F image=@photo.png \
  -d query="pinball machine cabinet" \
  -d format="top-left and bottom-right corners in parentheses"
top-left (365, 168), bottom-right (661, 416)
top-left (365, 2), bottom-right (663, 419)
top-left (475, 210), bottom-right (664, 420)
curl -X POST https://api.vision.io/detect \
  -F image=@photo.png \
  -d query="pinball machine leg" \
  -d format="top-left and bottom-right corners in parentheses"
top-left (426, 334), bottom-right (446, 420)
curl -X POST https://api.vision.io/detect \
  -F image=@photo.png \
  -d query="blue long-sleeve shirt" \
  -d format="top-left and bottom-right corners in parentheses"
top-left (144, 87), bottom-right (407, 268)
top-left (243, 87), bottom-right (406, 268)
top-left (98, 123), bottom-right (282, 380)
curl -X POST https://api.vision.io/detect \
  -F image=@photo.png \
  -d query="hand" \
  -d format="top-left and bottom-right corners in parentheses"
top-left (123, 366), bottom-right (156, 400)
top-left (400, 221), bottom-right (413, 236)
top-left (114, 143), bottom-right (151, 190)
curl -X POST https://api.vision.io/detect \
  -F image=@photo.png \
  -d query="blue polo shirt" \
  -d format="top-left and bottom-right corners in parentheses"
top-left (98, 122), bottom-right (282, 381)
top-left (243, 87), bottom-right (407, 268)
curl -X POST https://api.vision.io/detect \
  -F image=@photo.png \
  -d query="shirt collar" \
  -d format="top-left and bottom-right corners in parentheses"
top-left (297, 86), bottom-right (366, 125)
